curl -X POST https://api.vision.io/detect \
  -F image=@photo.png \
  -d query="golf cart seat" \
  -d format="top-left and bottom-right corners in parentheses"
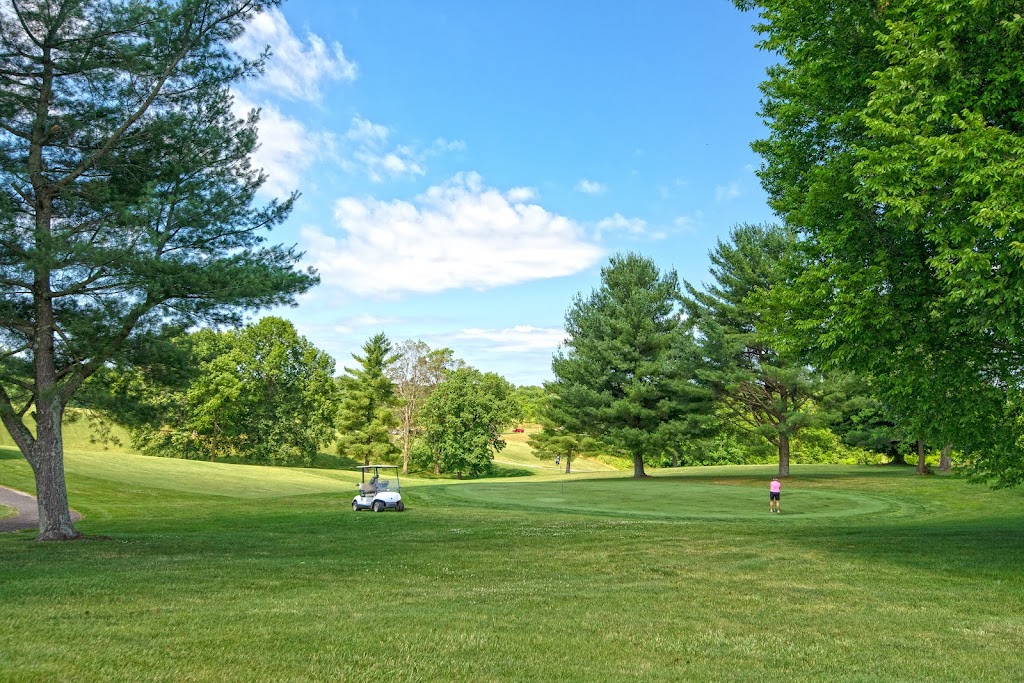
top-left (358, 483), bottom-right (377, 495)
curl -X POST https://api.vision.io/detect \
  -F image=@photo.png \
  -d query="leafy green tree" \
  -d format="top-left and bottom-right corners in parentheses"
top-left (0, 0), bottom-right (313, 539)
top-left (118, 318), bottom-right (337, 465)
top-left (512, 385), bottom-right (546, 424)
top-left (551, 253), bottom-right (698, 478)
top-left (683, 224), bottom-right (822, 477)
top-left (387, 340), bottom-right (460, 474)
top-left (336, 333), bottom-right (400, 466)
top-left (735, 0), bottom-right (1024, 485)
top-left (419, 367), bottom-right (519, 478)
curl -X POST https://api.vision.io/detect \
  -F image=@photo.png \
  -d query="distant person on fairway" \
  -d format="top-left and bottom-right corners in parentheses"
top-left (769, 477), bottom-right (781, 513)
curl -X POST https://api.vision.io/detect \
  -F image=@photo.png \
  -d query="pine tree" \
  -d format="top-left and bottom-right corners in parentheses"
top-left (336, 334), bottom-right (400, 466)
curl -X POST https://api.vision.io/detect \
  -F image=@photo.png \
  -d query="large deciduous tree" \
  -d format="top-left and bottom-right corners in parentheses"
top-left (551, 253), bottom-right (698, 478)
top-left (336, 333), bottom-right (400, 466)
top-left (122, 317), bottom-right (337, 465)
top-left (386, 340), bottom-right (459, 474)
top-left (0, 0), bottom-right (314, 539)
top-left (735, 0), bottom-right (1024, 485)
top-left (419, 367), bottom-right (519, 479)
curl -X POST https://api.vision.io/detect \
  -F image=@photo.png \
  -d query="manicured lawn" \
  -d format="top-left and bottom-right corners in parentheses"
top-left (1, 447), bottom-right (1022, 682)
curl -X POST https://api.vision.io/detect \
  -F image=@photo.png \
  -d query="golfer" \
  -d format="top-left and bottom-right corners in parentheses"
top-left (769, 476), bottom-right (781, 513)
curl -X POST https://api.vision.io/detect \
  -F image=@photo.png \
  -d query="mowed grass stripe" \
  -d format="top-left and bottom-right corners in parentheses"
top-left (420, 478), bottom-right (894, 521)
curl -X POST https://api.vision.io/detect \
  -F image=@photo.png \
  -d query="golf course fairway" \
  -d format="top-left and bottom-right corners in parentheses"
top-left (2, 449), bottom-right (1023, 683)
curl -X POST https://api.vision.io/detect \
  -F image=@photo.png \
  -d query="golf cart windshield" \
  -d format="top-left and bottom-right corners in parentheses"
top-left (361, 467), bottom-right (400, 493)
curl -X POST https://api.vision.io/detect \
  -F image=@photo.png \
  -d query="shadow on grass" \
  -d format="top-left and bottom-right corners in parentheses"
top-left (0, 446), bottom-right (22, 461)
top-left (785, 515), bottom-right (1024, 575)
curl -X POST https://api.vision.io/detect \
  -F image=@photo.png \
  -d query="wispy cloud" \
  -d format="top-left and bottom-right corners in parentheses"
top-left (234, 7), bottom-right (357, 102)
top-left (596, 213), bottom-right (647, 237)
top-left (341, 116), bottom-right (463, 183)
top-left (575, 179), bottom-right (607, 195)
top-left (714, 181), bottom-right (742, 202)
top-left (454, 326), bottom-right (568, 353)
top-left (302, 173), bottom-right (604, 296)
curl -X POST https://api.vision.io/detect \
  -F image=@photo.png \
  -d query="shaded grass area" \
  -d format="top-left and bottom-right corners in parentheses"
top-left (1, 454), bottom-right (1023, 682)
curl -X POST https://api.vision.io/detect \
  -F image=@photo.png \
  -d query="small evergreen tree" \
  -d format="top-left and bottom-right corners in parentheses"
top-left (336, 334), bottom-right (400, 465)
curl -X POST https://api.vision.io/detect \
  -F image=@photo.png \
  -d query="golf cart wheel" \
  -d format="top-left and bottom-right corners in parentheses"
top-left (396, 501), bottom-right (405, 512)
top-left (372, 501), bottom-right (385, 513)
top-left (352, 501), bottom-right (360, 512)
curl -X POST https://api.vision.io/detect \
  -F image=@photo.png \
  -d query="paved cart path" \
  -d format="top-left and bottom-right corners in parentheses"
top-left (0, 485), bottom-right (82, 532)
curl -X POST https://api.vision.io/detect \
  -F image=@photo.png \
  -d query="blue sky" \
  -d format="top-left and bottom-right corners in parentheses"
top-left (231, 1), bottom-right (777, 385)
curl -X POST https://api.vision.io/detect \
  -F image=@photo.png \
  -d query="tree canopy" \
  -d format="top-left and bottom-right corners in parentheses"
top-left (684, 224), bottom-right (823, 477)
top-left (121, 317), bottom-right (336, 465)
top-left (551, 253), bottom-right (701, 478)
top-left (419, 367), bottom-right (519, 478)
top-left (736, 0), bottom-right (1024, 485)
top-left (0, 0), bottom-right (314, 538)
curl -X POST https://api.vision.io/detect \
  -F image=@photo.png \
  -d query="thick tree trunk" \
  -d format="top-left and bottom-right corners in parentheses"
top-left (433, 452), bottom-right (440, 476)
top-left (565, 455), bottom-right (571, 474)
top-left (939, 444), bottom-right (952, 472)
top-left (916, 437), bottom-right (928, 474)
top-left (632, 452), bottom-right (646, 478)
top-left (778, 434), bottom-right (790, 477)
top-left (28, 399), bottom-right (80, 540)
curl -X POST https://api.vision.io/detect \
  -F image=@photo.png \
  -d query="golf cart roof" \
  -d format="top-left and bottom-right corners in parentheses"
top-left (357, 465), bottom-right (399, 470)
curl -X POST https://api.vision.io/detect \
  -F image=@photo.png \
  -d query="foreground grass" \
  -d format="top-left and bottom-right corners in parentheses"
top-left (1, 448), bottom-right (1023, 682)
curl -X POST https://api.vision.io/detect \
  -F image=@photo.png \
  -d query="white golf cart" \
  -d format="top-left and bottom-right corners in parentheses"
top-left (352, 465), bottom-right (404, 512)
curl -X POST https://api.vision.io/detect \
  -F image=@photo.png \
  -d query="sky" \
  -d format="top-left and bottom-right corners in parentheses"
top-left (231, 0), bottom-right (778, 386)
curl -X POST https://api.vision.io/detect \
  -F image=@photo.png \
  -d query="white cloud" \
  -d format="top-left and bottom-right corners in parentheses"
top-left (234, 7), bottom-right (357, 102)
top-left (332, 314), bottom-right (400, 335)
top-left (302, 173), bottom-right (605, 296)
top-left (347, 116), bottom-right (389, 144)
top-left (714, 181), bottom-right (742, 202)
top-left (232, 93), bottom-right (329, 197)
top-left (342, 117), bottom-right (441, 182)
top-left (575, 179), bottom-right (607, 195)
top-left (454, 326), bottom-right (568, 353)
top-left (596, 213), bottom-right (647, 236)
top-left (506, 186), bottom-right (537, 202)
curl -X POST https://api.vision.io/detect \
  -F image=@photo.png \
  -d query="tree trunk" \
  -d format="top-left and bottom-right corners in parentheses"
top-left (939, 443), bottom-right (952, 472)
top-left (28, 399), bottom-right (80, 540)
top-left (401, 422), bottom-right (411, 475)
top-left (433, 452), bottom-right (440, 476)
top-left (777, 433), bottom-right (790, 477)
top-left (632, 452), bottom-right (646, 478)
top-left (565, 454), bottom-right (571, 474)
top-left (916, 437), bottom-right (928, 474)
top-left (671, 451), bottom-right (678, 468)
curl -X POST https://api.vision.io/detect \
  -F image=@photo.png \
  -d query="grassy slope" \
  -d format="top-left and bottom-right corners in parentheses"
top-left (497, 426), bottom-right (619, 472)
top-left (1, 447), bottom-right (1023, 682)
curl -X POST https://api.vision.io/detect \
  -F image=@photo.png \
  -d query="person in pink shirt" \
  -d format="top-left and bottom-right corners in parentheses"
top-left (769, 476), bottom-right (782, 513)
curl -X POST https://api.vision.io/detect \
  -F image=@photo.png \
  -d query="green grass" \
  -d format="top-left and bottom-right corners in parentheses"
top-left (0, 504), bottom-right (14, 520)
top-left (1, 446), bottom-right (1023, 682)
top-left (497, 425), bottom-right (620, 472)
